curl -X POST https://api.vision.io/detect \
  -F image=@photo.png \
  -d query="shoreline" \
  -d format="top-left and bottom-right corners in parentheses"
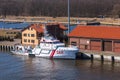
top-left (0, 16), bottom-right (120, 25)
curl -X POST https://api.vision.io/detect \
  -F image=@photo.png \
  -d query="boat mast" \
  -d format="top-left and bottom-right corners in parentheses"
top-left (68, 0), bottom-right (70, 34)
top-left (43, 23), bottom-right (48, 37)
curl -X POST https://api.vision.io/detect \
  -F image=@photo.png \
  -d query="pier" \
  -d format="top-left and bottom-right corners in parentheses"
top-left (78, 50), bottom-right (120, 63)
top-left (0, 39), bottom-right (21, 51)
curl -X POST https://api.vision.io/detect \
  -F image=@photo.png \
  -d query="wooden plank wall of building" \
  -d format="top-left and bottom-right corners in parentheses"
top-left (114, 41), bottom-right (120, 52)
top-left (90, 40), bottom-right (101, 51)
top-left (70, 37), bottom-right (120, 53)
top-left (80, 39), bottom-right (90, 50)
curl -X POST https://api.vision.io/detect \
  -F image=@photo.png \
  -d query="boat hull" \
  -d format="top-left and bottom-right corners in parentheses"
top-left (11, 51), bottom-right (29, 56)
top-left (32, 48), bottom-right (78, 59)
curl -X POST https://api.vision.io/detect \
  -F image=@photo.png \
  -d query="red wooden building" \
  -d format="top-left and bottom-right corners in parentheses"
top-left (68, 25), bottom-right (120, 53)
top-left (46, 23), bottom-right (67, 41)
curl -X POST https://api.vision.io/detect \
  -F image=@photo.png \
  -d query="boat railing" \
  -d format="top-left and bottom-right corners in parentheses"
top-left (68, 45), bottom-right (78, 48)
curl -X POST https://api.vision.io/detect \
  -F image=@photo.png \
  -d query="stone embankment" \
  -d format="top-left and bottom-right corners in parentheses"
top-left (78, 50), bottom-right (120, 63)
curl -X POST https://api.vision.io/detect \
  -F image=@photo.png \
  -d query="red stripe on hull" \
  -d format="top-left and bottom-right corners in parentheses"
top-left (50, 50), bottom-right (56, 58)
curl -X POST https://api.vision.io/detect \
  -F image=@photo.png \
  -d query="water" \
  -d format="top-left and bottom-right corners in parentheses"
top-left (0, 22), bottom-right (77, 32)
top-left (0, 22), bottom-right (30, 29)
top-left (65, 25), bottom-right (76, 33)
top-left (0, 52), bottom-right (120, 80)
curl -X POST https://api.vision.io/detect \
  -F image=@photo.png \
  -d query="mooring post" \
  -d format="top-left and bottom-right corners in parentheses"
top-left (111, 56), bottom-right (115, 63)
top-left (101, 55), bottom-right (104, 62)
top-left (91, 54), bottom-right (94, 60)
top-left (0, 45), bottom-right (2, 51)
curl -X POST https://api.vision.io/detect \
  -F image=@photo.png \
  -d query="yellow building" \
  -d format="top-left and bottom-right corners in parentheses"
top-left (0, 29), bottom-right (21, 38)
top-left (22, 24), bottom-right (43, 47)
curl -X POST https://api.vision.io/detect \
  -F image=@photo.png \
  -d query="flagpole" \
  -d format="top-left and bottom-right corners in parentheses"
top-left (68, 0), bottom-right (70, 34)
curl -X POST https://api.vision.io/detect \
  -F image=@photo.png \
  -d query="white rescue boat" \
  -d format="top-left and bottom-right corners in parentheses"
top-left (31, 36), bottom-right (79, 59)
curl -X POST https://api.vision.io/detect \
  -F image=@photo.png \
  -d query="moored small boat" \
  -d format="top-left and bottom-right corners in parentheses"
top-left (11, 45), bottom-right (32, 56)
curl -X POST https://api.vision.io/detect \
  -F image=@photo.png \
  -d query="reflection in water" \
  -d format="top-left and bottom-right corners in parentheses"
top-left (0, 52), bottom-right (120, 80)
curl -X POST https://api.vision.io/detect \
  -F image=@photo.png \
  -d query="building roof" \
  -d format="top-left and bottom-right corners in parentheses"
top-left (46, 23), bottom-right (67, 30)
top-left (31, 24), bottom-right (44, 33)
top-left (21, 24), bottom-right (44, 33)
top-left (59, 24), bottom-right (67, 30)
top-left (22, 23), bottom-right (67, 33)
top-left (68, 25), bottom-right (120, 40)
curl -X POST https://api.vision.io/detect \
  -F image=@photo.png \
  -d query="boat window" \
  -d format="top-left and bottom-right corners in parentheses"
top-left (57, 45), bottom-right (65, 47)
top-left (53, 41), bottom-right (61, 44)
top-left (27, 50), bottom-right (32, 53)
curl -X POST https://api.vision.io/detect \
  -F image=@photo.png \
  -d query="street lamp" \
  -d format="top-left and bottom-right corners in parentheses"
top-left (68, 0), bottom-right (70, 34)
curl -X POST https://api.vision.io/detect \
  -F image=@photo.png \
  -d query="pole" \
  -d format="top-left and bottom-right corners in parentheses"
top-left (68, 0), bottom-right (70, 34)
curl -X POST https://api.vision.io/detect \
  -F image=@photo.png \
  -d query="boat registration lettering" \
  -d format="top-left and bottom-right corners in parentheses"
top-left (56, 50), bottom-right (63, 54)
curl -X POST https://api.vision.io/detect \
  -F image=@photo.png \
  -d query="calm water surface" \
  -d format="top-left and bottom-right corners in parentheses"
top-left (0, 52), bottom-right (120, 80)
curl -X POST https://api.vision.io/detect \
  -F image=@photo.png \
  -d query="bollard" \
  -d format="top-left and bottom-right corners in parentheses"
top-left (91, 54), bottom-right (94, 60)
top-left (0, 45), bottom-right (2, 51)
top-left (1, 45), bottom-right (3, 51)
top-left (111, 56), bottom-right (115, 63)
top-left (3, 46), bottom-right (5, 51)
top-left (5, 46), bottom-right (7, 51)
top-left (101, 55), bottom-right (104, 62)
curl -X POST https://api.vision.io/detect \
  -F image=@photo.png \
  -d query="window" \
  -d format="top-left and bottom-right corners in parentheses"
top-left (31, 40), bottom-right (35, 43)
top-left (24, 34), bottom-right (27, 37)
top-left (14, 32), bottom-right (16, 34)
top-left (6, 32), bottom-right (9, 34)
top-left (10, 32), bottom-right (13, 34)
top-left (28, 39), bottom-right (30, 43)
top-left (71, 42), bottom-right (77, 46)
top-left (114, 41), bottom-right (120, 43)
top-left (28, 34), bottom-right (30, 37)
top-left (24, 39), bottom-right (27, 42)
top-left (31, 28), bottom-right (33, 30)
top-left (31, 34), bottom-right (35, 37)
top-left (85, 45), bottom-right (88, 49)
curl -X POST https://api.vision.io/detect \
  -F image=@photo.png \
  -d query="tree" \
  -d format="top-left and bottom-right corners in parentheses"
top-left (0, 0), bottom-right (119, 17)
top-left (112, 3), bottom-right (120, 18)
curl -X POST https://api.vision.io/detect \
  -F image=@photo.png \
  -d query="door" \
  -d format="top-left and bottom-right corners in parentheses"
top-left (103, 41), bottom-right (112, 51)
